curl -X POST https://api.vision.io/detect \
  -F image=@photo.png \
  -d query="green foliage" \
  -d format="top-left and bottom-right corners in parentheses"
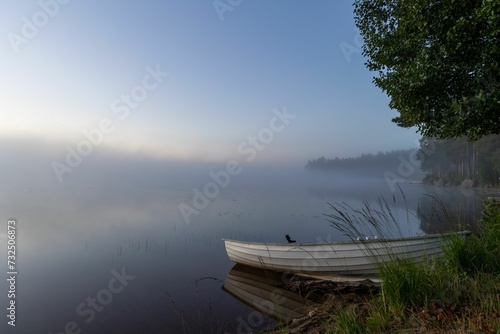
top-left (354, 0), bottom-right (500, 139)
top-left (447, 198), bottom-right (500, 275)
top-left (378, 259), bottom-right (427, 315)
top-left (378, 258), bottom-right (456, 314)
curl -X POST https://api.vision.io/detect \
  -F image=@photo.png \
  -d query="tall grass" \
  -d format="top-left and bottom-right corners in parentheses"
top-left (376, 255), bottom-right (471, 318)
top-left (321, 195), bottom-right (500, 333)
top-left (331, 307), bottom-right (366, 334)
top-left (445, 198), bottom-right (500, 275)
top-left (325, 186), bottom-right (410, 241)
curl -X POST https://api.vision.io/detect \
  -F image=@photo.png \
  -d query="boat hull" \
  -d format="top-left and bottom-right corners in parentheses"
top-left (223, 231), bottom-right (469, 276)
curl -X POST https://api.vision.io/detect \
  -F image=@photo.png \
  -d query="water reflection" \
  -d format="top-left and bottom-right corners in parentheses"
top-left (308, 181), bottom-right (486, 236)
top-left (417, 186), bottom-right (485, 234)
top-left (223, 264), bottom-right (317, 324)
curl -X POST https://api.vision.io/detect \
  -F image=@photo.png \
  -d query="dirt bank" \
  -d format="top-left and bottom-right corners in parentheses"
top-left (264, 278), bottom-right (380, 334)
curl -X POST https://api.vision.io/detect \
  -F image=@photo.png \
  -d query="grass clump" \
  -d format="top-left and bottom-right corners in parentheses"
top-left (378, 258), bottom-right (435, 315)
top-left (446, 199), bottom-right (500, 275)
top-left (332, 307), bottom-right (366, 334)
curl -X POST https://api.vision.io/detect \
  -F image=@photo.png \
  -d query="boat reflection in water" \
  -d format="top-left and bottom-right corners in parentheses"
top-left (222, 264), bottom-right (318, 323)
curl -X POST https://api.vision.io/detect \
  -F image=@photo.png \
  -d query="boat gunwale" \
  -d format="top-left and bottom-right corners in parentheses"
top-left (223, 230), bottom-right (470, 247)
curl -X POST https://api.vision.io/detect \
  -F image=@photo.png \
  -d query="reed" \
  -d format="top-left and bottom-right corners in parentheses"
top-left (325, 186), bottom-right (409, 242)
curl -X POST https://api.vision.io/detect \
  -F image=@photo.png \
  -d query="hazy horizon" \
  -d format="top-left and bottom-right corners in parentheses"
top-left (0, 135), bottom-right (422, 188)
top-left (1, 1), bottom-right (421, 172)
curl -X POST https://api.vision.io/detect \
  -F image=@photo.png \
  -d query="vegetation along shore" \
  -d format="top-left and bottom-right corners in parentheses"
top-left (263, 198), bottom-right (499, 333)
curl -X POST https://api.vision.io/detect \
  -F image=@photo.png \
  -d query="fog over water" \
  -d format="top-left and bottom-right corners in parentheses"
top-left (1, 137), bottom-right (416, 189)
top-left (0, 141), bottom-right (484, 333)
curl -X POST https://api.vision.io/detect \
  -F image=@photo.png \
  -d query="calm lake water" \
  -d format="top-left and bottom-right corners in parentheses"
top-left (0, 170), bottom-right (486, 334)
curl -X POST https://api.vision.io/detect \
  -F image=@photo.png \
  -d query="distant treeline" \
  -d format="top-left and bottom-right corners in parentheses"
top-left (305, 149), bottom-right (418, 175)
top-left (306, 135), bottom-right (500, 186)
top-left (419, 135), bottom-right (500, 186)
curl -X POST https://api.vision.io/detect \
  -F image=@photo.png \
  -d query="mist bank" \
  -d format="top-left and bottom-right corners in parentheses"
top-left (0, 137), bottom-right (338, 188)
top-left (1, 137), bottom-right (426, 193)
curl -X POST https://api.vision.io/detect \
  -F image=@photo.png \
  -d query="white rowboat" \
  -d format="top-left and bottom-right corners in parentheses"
top-left (223, 231), bottom-right (470, 276)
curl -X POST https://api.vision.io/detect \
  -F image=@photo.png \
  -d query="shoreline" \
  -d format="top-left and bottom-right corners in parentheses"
top-left (263, 278), bottom-right (381, 334)
top-left (264, 198), bottom-right (500, 333)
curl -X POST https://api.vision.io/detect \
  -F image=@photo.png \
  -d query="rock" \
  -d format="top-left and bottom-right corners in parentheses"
top-left (461, 178), bottom-right (474, 188)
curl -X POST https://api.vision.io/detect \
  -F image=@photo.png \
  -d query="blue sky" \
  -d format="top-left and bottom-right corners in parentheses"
top-left (1, 1), bottom-right (421, 171)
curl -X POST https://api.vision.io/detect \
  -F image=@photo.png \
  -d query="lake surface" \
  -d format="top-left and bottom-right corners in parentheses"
top-left (0, 170), bottom-right (486, 333)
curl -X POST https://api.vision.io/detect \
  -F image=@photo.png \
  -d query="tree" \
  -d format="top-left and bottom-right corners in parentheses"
top-left (476, 134), bottom-right (500, 185)
top-left (418, 135), bottom-right (500, 186)
top-left (354, 0), bottom-right (500, 140)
